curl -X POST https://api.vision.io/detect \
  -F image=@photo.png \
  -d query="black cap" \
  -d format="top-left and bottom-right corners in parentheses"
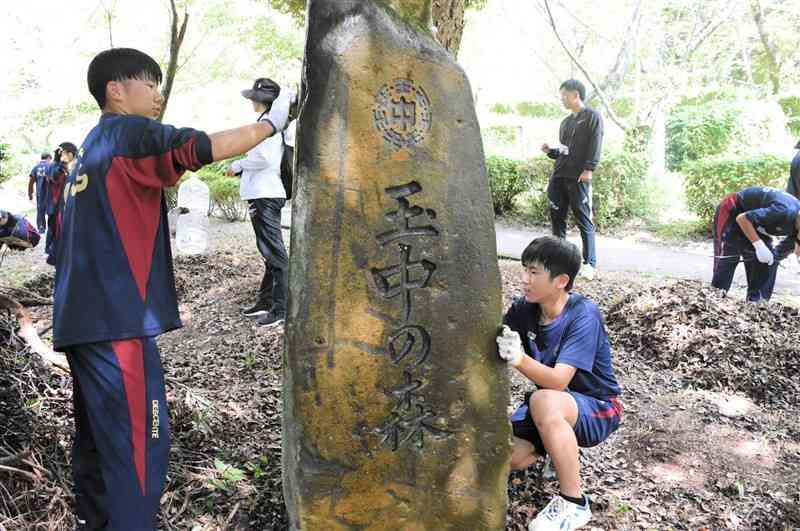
top-left (241, 78), bottom-right (281, 104)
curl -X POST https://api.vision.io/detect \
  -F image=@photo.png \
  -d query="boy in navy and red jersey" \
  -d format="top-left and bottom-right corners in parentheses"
top-left (712, 186), bottom-right (800, 302)
top-left (27, 153), bottom-right (52, 233)
top-left (52, 48), bottom-right (291, 531)
top-left (44, 142), bottom-right (77, 262)
top-left (496, 236), bottom-right (622, 531)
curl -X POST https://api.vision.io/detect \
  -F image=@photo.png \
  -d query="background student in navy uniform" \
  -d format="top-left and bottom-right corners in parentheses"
top-left (53, 47), bottom-right (291, 531)
top-left (27, 152), bottom-right (51, 233)
top-left (228, 78), bottom-right (291, 328)
top-left (496, 236), bottom-right (622, 531)
top-left (44, 142), bottom-right (77, 262)
top-left (540, 79), bottom-right (604, 281)
top-left (712, 186), bottom-right (800, 302)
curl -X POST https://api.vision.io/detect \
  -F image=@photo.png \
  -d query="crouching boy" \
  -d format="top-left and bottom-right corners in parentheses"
top-left (496, 236), bottom-right (622, 531)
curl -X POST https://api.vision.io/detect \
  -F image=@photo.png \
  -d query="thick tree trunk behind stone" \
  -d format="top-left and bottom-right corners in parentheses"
top-left (432, 0), bottom-right (467, 57)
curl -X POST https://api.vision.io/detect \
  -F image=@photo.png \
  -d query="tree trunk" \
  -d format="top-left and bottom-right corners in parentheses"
top-left (750, 0), bottom-right (780, 94)
top-left (158, 0), bottom-right (189, 123)
top-left (432, 0), bottom-right (466, 57)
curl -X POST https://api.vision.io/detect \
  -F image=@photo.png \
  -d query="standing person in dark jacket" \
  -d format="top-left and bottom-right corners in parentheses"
top-left (712, 186), bottom-right (800, 302)
top-left (786, 140), bottom-right (800, 198)
top-left (28, 153), bottom-right (52, 233)
top-left (541, 79), bottom-right (604, 281)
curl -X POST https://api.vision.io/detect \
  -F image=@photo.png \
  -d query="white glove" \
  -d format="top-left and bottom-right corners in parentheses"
top-left (264, 88), bottom-right (293, 134)
top-left (496, 325), bottom-right (524, 367)
top-left (752, 239), bottom-right (774, 265)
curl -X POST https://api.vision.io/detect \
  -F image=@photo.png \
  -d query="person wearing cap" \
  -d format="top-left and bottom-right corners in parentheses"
top-left (28, 152), bottom-right (52, 233)
top-left (228, 78), bottom-right (291, 327)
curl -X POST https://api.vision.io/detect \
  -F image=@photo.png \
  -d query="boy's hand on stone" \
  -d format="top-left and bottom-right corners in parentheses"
top-left (496, 325), bottom-right (524, 367)
top-left (753, 239), bottom-right (774, 265)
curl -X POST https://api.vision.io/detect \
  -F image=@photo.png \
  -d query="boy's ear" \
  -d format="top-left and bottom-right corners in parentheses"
top-left (106, 80), bottom-right (124, 104)
top-left (554, 273), bottom-right (570, 290)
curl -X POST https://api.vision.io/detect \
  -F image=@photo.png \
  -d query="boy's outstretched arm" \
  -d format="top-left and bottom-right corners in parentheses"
top-left (208, 87), bottom-right (292, 162)
top-left (496, 325), bottom-right (576, 390)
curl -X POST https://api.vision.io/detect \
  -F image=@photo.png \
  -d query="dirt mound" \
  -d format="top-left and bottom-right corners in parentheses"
top-left (605, 280), bottom-right (800, 408)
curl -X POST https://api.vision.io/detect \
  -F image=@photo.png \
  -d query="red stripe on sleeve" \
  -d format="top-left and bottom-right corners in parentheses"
top-left (112, 339), bottom-right (147, 495)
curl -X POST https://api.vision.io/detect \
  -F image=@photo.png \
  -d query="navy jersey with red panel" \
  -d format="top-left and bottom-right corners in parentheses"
top-left (52, 113), bottom-right (212, 350)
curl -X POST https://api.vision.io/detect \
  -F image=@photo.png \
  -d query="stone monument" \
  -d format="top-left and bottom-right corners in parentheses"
top-left (283, 1), bottom-right (511, 529)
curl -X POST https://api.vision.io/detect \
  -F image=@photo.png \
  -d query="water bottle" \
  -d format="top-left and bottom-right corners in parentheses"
top-left (175, 174), bottom-right (210, 255)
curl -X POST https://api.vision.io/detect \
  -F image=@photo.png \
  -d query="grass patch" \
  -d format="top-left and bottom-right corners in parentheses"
top-left (646, 219), bottom-right (710, 242)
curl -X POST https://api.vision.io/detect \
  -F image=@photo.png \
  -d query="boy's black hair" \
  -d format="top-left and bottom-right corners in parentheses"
top-left (41, 153), bottom-right (52, 160)
top-left (521, 236), bottom-right (581, 291)
top-left (560, 79), bottom-right (586, 102)
top-left (87, 48), bottom-right (163, 109)
top-left (58, 142), bottom-right (78, 156)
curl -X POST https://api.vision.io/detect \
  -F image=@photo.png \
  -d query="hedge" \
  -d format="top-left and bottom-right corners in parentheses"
top-left (487, 152), bottom-right (654, 228)
top-left (666, 101), bottom-right (743, 171)
top-left (683, 155), bottom-right (789, 225)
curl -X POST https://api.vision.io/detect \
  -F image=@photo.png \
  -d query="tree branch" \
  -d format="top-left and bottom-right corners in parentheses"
top-left (541, 0), bottom-right (628, 131)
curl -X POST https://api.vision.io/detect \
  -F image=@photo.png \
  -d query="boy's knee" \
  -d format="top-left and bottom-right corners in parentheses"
top-left (529, 389), bottom-right (569, 426)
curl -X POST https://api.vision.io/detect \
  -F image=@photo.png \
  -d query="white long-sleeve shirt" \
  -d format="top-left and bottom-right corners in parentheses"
top-left (231, 119), bottom-right (285, 200)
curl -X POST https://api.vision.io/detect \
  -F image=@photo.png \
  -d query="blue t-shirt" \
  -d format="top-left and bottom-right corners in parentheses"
top-left (30, 160), bottom-right (50, 198)
top-left (52, 113), bottom-right (213, 350)
top-left (736, 186), bottom-right (800, 238)
top-left (503, 294), bottom-right (621, 400)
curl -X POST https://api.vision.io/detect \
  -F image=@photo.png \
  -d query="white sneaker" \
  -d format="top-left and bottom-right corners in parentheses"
top-left (578, 264), bottom-right (595, 281)
top-left (528, 495), bottom-right (592, 531)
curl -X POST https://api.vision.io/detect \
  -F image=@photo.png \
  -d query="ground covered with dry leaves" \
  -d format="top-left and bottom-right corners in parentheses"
top-left (1, 223), bottom-right (799, 530)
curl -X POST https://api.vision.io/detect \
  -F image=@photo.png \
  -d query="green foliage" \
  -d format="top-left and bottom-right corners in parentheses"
top-left (486, 156), bottom-right (528, 215)
top-left (611, 96), bottom-right (635, 119)
top-left (666, 101), bottom-right (743, 171)
top-left (484, 125), bottom-right (519, 146)
top-left (515, 101), bottom-right (563, 119)
top-left (22, 102), bottom-right (96, 131)
top-left (787, 117), bottom-right (800, 137)
top-left (488, 153), bottom-right (654, 228)
top-left (208, 458), bottom-right (246, 494)
top-left (489, 103), bottom-right (514, 115)
top-left (683, 155), bottom-right (789, 225)
top-left (623, 125), bottom-right (652, 154)
top-left (489, 101), bottom-right (563, 119)
top-left (0, 143), bottom-right (10, 184)
top-left (197, 161), bottom-right (247, 222)
top-left (778, 96), bottom-right (800, 117)
top-left (779, 96), bottom-right (800, 136)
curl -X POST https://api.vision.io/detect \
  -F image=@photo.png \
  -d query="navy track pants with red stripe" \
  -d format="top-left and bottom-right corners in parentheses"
top-left (66, 337), bottom-right (169, 530)
top-left (712, 193), bottom-right (778, 302)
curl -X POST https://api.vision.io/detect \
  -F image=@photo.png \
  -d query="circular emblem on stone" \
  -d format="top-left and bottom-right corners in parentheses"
top-left (373, 79), bottom-right (432, 149)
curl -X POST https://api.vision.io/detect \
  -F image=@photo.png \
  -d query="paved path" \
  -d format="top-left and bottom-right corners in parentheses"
top-left (493, 222), bottom-right (800, 297)
top-left (5, 186), bottom-right (799, 298)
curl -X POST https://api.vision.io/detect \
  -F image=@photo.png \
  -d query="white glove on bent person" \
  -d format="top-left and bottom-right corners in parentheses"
top-left (496, 325), bottom-right (524, 367)
top-left (752, 239), bottom-right (774, 266)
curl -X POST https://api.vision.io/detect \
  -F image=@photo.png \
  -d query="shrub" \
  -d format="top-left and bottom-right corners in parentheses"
top-left (683, 155), bottom-right (789, 225)
top-left (484, 125), bottom-right (520, 146)
top-left (0, 143), bottom-right (10, 184)
top-left (492, 152), bottom-right (654, 229)
top-left (778, 96), bottom-right (800, 118)
top-left (788, 117), bottom-right (800, 137)
top-left (515, 101), bottom-right (564, 119)
top-left (489, 103), bottom-right (514, 115)
top-left (666, 101), bottom-right (743, 171)
top-left (486, 155), bottom-right (528, 215)
top-left (198, 160), bottom-right (247, 221)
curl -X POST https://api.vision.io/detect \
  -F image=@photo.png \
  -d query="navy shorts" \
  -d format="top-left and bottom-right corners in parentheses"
top-left (511, 390), bottom-right (622, 456)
